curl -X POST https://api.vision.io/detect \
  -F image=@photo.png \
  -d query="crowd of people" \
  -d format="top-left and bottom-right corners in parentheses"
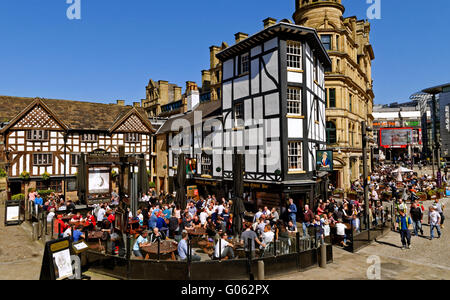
top-left (27, 158), bottom-right (447, 259)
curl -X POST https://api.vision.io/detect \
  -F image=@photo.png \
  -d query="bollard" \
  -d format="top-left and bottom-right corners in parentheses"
top-left (32, 223), bottom-right (38, 241)
top-left (257, 260), bottom-right (265, 280)
top-left (319, 243), bottom-right (327, 268)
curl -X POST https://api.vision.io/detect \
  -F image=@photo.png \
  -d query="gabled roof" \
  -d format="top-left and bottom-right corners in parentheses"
top-left (0, 95), bottom-right (153, 133)
top-left (216, 22), bottom-right (332, 68)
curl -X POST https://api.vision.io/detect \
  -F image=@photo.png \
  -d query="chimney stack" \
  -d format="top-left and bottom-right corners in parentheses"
top-left (116, 100), bottom-right (125, 106)
top-left (263, 17), bottom-right (277, 29)
top-left (186, 81), bottom-right (200, 111)
top-left (234, 32), bottom-right (249, 43)
top-left (133, 102), bottom-right (141, 107)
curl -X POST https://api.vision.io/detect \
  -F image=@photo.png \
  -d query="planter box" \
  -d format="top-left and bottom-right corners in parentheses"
top-left (348, 193), bottom-right (357, 201)
top-left (333, 193), bottom-right (344, 199)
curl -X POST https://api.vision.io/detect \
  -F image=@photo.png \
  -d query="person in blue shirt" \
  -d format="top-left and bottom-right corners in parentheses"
top-left (177, 232), bottom-right (201, 261)
top-left (72, 225), bottom-right (85, 242)
top-left (156, 215), bottom-right (169, 238)
top-left (396, 211), bottom-right (412, 250)
top-left (148, 213), bottom-right (158, 230)
top-left (133, 231), bottom-right (149, 259)
top-left (288, 198), bottom-right (297, 224)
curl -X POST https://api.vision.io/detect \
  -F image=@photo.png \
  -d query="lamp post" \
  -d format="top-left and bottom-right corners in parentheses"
top-left (362, 121), bottom-right (373, 230)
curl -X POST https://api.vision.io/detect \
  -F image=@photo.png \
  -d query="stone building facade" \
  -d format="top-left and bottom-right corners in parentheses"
top-left (292, 0), bottom-right (375, 190)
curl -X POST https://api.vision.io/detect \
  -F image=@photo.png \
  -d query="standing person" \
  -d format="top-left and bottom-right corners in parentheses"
top-left (396, 211), bottom-right (412, 250)
top-left (433, 199), bottom-right (445, 229)
top-left (287, 199), bottom-right (297, 224)
top-left (240, 222), bottom-right (263, 259)
top-left (410, 202), bottom-right (424, 236)
top-left (302, 204), bottom-right (314, 237)
top-left (428, 206), bottom-right (442, 240)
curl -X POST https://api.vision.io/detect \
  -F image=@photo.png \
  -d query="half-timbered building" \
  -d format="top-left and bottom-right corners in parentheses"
top-left (0, 96), bottom-right (154, 200)
top-left (158, 21), bottom-right (331, 212)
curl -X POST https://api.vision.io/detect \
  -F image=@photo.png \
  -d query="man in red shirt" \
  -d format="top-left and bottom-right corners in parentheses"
top-left (55, 216), bottom-right (68, 239)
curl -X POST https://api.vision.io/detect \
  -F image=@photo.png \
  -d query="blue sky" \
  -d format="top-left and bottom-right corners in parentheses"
top-left (0, 0), bottom-right (449, 105)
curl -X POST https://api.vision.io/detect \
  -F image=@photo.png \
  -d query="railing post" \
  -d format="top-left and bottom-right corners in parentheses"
top-left (157, 238), bottom-right (161, 261)
top-left (218, 237), bottom-right (222, 261)
top-left (296, 232), bottom-right (300, 253)
top-left (273, 236), bottom-right (277, 257)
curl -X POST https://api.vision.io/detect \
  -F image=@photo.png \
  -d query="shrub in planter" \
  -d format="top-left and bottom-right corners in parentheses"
top-left (20, 171), bottom-right (30, 180)
top-left (42, 171), bottom-right (50, 181)
top-left (0, 168), bottom-right (6, 178)
top-left (149, 181), bottom-right (156, 189)
top-left (416, 192), bottom-right (427, 201)
top-left (12, 194), bottom-right (25, 201)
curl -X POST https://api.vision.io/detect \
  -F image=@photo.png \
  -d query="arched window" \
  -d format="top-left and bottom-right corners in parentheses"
top-left (326, 121), bottom-right (337, 145)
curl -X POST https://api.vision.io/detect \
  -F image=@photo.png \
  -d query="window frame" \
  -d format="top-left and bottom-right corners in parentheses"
top-left (287, 40), bottom-right (302, 70)
top-left (288, 141), bottom-right (303, 171)
top-left (33, 153), bottom-right (53, 166)
top-left (26, 130), bottom-right (49, 142)
top-left (125, 133), bottom-right (142, 143)
top-left (287, 87), bottom-right (302, 115)
top-left (321, 35), bottom-right (332, 51)
top-left (81, 133), bottom-right (99, 143)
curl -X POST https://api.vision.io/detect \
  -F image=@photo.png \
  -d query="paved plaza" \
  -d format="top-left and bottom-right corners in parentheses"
top-left (271, 198), bottom-right (450, 280)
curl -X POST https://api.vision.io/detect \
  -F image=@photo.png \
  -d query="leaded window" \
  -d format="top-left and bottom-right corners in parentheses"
top-left (287, 41), bottom-right (302, 69)
top-left (287, 87), bottom-right (302, 115)
top-left (288, 141), bottom-right (303, 170)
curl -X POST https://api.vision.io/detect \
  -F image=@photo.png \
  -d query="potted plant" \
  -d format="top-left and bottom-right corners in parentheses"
top-left (0, 168), bottom-right (6, 178)
top-left (149, 181), bottom-right (156, 189)
top-left (111, 170), bottom-right (119, 179)
top-left (42, 171), bottom-right (50, 181)
top-left (20, 171), bottom-right (30, 181)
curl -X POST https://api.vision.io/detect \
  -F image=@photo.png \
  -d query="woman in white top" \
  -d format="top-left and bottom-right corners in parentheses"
top-left (260, 224), bottom-right (274, 250)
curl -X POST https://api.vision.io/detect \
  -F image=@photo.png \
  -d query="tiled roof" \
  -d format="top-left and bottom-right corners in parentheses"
top-left (0, 95), bottom-right (152, 132)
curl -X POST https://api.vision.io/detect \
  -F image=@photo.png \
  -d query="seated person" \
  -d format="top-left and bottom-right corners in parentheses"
top-left (66, 200), bottom-right (76, 214)
top-left (110, 231), bottom-right (125, 257)
top-left (192, 215), bottom-right (202, 228)
top-left (214, 232), bottom-right (235, 260)
top-left (156, 215), bottom-right (169, 238)
top-left (133, 231), bottom-right (150, 259)
top-left (149, 227), bottom-right (166, 243)
top-left (205, 217), bottom-right (217, 242)
top-left (148, 213), bottom-right (158, 230)
top-left (72, 225), bottom-right (85, 242)
top-left (287, 220), bottom-right (297, 233)
top-left (70, 212), bottom-right (83, 222)
top-left (177, 231), bottom-right (201, 262)
top-left (181, 212), bottom-right (194, 231)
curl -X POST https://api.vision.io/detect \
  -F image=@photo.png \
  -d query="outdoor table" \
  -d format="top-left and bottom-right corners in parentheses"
top-left (140, 240), bottom-right (178, 260)
top-left (186, 227), bottom-right (207, 236)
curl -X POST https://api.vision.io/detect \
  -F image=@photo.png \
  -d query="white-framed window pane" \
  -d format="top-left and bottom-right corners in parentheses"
top-left (241, 53), bottom-right (249, 74)
top-left (288, 141), bottom-right (302, 170)
top-left (287, 87), bottom-right (302, 115)
top-left (287, 41), bottom-right (302, 69)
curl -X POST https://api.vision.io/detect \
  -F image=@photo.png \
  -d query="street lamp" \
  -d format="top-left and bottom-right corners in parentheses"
top-left (362, 121), bottom-right (373, 231)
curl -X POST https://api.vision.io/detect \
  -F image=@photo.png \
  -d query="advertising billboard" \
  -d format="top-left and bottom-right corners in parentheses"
top-left (379, 128), bottom-right (413, 148)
